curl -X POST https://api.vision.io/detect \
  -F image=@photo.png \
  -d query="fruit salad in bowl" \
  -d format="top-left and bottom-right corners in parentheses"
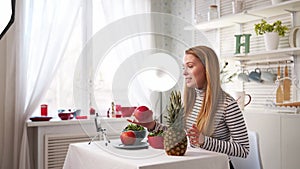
top-left (148, 130), bottom-right (164, 149)
top-left (120, 124), bottom-right (146, 145)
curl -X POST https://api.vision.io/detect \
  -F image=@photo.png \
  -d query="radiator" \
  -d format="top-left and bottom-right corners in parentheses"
top-left (44, 134), bottom-right (92, 169)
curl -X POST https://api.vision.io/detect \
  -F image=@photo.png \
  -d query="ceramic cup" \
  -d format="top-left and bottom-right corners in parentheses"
top-left (233, 91), bottom-right (252, 110)
top-left (261, 68), bottom-right (277, 82)
top-left (238, 70), bottom-right (250, 82)
top-left (289, 26), bottom-right (300, 48)
top-left (249, 68), bottom-right (262, 83)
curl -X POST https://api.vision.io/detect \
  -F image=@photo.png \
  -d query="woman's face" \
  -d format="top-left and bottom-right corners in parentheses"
top-left (183, 54), bottom-right (206, 89)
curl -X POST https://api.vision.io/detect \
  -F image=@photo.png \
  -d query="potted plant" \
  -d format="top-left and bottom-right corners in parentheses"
top-left (254, 19), bottom-right (289, 51)
top-left (147, 130), bottom-right (164, 149)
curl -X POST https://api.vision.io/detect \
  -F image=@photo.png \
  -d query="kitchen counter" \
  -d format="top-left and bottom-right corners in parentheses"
top-left (242, 108), bottom-right (300, 169)
top-left (243, 107), bottom-right (300, 115)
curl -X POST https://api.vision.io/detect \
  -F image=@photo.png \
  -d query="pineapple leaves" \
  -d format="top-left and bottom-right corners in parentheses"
top-left (164, 91), bottom-right (185, 129)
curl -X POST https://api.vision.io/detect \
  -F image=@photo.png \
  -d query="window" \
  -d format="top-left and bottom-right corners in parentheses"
top-left (35, 0), bottom-right (154, 118)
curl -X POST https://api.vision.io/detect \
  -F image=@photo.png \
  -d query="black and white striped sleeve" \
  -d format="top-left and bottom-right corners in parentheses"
top-left (201, 99), bottom-right (250, 158)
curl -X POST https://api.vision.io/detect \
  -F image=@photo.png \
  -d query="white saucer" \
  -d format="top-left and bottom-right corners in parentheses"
top-left (112, 141), bottom-right (148, 149)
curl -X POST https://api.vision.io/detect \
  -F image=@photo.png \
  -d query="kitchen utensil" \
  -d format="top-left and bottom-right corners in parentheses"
top-left (112, 141), bottom-right (149, 149)
top-left (233, 91), bottom-right (252, 110)
top-left (283, 65), bottom-right (291, 101)
top-left (58, 112), bottom-right (74, 120)
top-left (276, 65), bottom-right (284, 103)
top-left (261, 68), bottom-right (277, 82)
top-left (238, 70), bottom-right (250, 82)
top-left (148, 135), bottom-right (164, 149)
top-left (249, 68), bottom-right (262, 83)
top-left (30, 116), bottom-right (52, 122)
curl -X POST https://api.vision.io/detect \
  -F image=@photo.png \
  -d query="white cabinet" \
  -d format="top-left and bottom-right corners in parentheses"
top-left (281, 115), bottom-right (300, 169)
top-left (243, 111), bottom-right (281, 169)
top-left (243, 110), bottom-right (300, 169)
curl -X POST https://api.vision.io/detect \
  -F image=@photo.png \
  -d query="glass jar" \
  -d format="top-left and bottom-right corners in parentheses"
top-left (208, 5), bottom-right (218, 21)
top-left (232, 0), bottom-right (245, 14)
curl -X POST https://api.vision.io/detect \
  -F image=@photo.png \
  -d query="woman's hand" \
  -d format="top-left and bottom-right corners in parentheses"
top-left (126, 119), bottom-right (156, 130)
top-left (186, 124), bottom-right (205, 147)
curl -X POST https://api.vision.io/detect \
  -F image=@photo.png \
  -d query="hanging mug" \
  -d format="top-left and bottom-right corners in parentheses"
top-left (249, 68), bottom-right (262, 83)
top-left (289, 26), bottom-right (300, 48)
top-left (261, 68), bottom-right (277, 83)
top-left (238, 70), bottom-right (250, 82)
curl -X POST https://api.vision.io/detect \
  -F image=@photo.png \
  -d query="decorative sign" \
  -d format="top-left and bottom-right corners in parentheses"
top-left (235, 34), bottom-right (251, 54)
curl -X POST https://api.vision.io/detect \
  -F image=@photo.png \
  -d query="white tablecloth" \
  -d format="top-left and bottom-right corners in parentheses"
top-left (63, 140), bottom-right (229, 169)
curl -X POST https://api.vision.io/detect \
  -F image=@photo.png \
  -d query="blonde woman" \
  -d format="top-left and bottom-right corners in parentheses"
top-left (129, 46), bottom-right (249, 169)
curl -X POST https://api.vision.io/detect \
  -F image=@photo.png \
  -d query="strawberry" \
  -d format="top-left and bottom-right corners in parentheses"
top-left (136, 106), bottom-right (149, 112)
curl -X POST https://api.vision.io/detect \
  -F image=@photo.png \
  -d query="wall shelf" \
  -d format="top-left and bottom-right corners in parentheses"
top-left (185, 0), bottom-right (300, 31)
top-left (185, 12), bottom-right (261, 30)
top-left (222, 47), bottom-right (300, 62)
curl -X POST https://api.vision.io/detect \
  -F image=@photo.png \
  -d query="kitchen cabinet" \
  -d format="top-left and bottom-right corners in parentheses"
top-left (281, 115), bottom-right (300, 169)
top-left (243, 110), bottom-right (300, 169)
top-left (243, 111), bottom-right (281, 169)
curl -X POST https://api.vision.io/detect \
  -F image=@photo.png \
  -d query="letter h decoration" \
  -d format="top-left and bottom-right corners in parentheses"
top-left (235, 34), bottom-right (251, 54)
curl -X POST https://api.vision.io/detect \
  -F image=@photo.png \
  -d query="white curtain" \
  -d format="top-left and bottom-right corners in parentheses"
top-left (93, 0), bottom-right (153, 112)
top-left (93, 0), bottom-right (182, 118)
top-left (0, 0), bottom-right (85, 169)
top-left (86, 0), bottom-right (183, 120)
top-left (0, 0), bottom-right (187, 168)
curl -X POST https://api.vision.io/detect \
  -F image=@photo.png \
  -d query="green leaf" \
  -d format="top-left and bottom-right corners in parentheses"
top-left (254, 19), bottom-right (288, 37)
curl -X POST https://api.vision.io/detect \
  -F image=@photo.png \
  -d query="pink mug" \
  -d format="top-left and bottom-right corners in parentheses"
top-left (233, 91), bottom-right (251, 110)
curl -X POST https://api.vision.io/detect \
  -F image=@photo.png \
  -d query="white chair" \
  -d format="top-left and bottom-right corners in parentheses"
top-left (231, 131), bottom-right (263, 169)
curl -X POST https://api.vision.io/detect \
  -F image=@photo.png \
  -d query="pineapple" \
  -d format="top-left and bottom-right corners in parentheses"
top-left (163, 91), bottom-right (188, 156)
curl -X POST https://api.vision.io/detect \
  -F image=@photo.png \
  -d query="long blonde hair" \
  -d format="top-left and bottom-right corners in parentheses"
top-left (183, 46), bottom-right (223, 136)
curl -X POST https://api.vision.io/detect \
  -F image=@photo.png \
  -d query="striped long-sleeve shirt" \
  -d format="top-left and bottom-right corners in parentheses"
top-left (151, 88), bottom-right (249, 158)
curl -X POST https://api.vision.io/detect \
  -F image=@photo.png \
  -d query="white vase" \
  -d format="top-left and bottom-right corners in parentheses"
top-left (264, 32), bottom-right (279, 51)
top-left (271, 0), bottom-right (284, 5)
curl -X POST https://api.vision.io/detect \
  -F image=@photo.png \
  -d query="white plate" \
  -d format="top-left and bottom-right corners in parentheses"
top-left (112, 141), bottom-right (149, 149)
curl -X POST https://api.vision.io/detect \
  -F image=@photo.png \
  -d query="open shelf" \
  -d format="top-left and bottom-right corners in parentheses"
top-left (251, 0), bottom-right (300, 18)
top-left (222, 47), bottom-right (300, 62)
top-left (185, 0), bottom-right (300, 31)
top-left (184, 12), bottom-right (261, 30)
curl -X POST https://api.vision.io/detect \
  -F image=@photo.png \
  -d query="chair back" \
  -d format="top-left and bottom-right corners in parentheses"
top-left (231, 131), bottom-right (263, 169)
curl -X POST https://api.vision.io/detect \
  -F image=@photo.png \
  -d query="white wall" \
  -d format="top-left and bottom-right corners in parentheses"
top-left (0, 37), bottom-right (6, 104)
top-left (0, 35), bottom-right (7, 166)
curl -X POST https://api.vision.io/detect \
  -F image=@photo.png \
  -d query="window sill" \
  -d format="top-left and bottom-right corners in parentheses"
top-left (27, 117), bottom-right (128, 127)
